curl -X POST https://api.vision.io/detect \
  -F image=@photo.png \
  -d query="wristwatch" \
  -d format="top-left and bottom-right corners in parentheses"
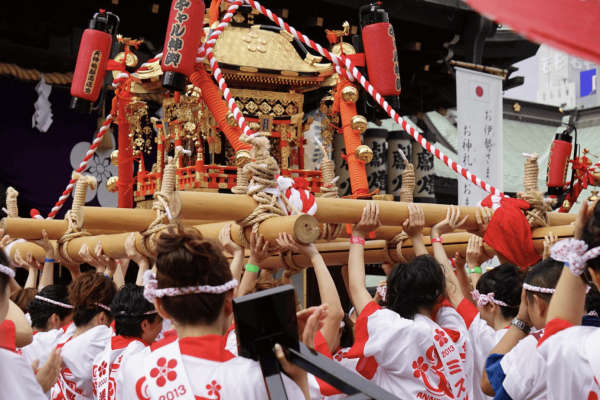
top-left (511, 318), bottom-right (531, 335)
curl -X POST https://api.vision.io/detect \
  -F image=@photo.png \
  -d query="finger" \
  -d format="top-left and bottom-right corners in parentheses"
top-left (274, 343), bottom-right (291, 367)
top-left (42, 230), bottom-right (48, 241)
top-left (30, 359), bottom-right (40, 373)
top-left (250, 232), bottom-right (256, 247)
top-left (476, 210), bottom-right (482, 227)
top-left (457, 215), bottom-right (469, 229)
top-left (374, 203), bottom-right (380, 225)
top-left (446, 206), bottom-right (451, 221)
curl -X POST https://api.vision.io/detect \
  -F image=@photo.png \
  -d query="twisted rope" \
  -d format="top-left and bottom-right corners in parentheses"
top-left (517, 153), bottom-right (555, 228)
top-left (231, 163), bottom-right (250, 194)
top-left (523, 153), bottom-right (539, 192)
top-left (140, 148), bottom-right (181, 257)
top-left (382, 231), bottom-right (410, 265)
top-left (316, 139), bottom-right (343, 241)
top-left (278, 249), bottom-right (305, 276)
top-left (400, 164), bottom-right (415, 203)
top-left (5, 187), bottom-right (19, 218)
top-left (56, 174), bottom-right (97, 263)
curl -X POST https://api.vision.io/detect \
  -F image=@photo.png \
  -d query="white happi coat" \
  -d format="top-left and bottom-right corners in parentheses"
top-left (455, 299), bottom-right (508, 400)
top-left (537, 319), bottom-right (600, 400)
top-left (120, 334), bottom-right (305, 400)
top-left (92, 336), bottom-right (150, 400)
top-left (0, 347), bottom-right (47, 400)
top-left (499, 329), bottom-right (546, 400)
top-left (50, 325), bottom-right (113, 400)
top-left (20, 327), bottom-right (70, 368)
top-left (346, 301), bottom-right (472, 400)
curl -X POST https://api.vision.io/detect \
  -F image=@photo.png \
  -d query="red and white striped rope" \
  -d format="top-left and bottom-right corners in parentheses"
top-left (223, 0), bottom-right (503, 197)
top-left (47, 72), bottom-right (131, 219)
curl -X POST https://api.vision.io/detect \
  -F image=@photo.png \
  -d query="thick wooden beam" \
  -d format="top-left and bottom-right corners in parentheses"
top-left (0, 218), bottom-right (126, 240)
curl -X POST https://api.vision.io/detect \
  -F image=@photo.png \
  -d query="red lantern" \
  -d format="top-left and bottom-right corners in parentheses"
top-left (546, 131), bottom-right (573, 197)
top-left (360, 3), bottom-right (401, 111)
top-left (161, 0), bottom-right (206, 92)
top-left (70, 11), bottom-right (120, 113)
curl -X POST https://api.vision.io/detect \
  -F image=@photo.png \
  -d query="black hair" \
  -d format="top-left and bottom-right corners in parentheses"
top-left (69, 271), bottom-right (117, 327)
top-left (111, 284), bottom-right (159, 337)
top-left (524, 258), bottom-right (564, 304)
top-left (0, 250), bottom-right (12, 300)
top-left (386, 255), bottom-right (446, 320)
top-left (582, 200), bottom-right (600, 272)
top-left (28, 285), bottom-right (73, 330)
top-left (339, 313), bottom-right (354, 349)
top-left (476, 263), bottom-right (526, 319)
top-left (586, 284), bottom-right (600, 314)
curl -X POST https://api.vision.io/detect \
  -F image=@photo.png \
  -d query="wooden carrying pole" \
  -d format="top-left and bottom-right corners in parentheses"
top-left (7, 215), bottom-right (320, 264)
top-left (0, 218), bottom-right (127, 240)
top-left (7, 241), bottom-right (57, 263)
top-left (258, 225), bottom-right (575, 270)
top-left (170, 192), bottom-right (576, 230)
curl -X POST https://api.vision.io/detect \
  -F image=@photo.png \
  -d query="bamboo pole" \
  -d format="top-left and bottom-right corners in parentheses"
top-left (257, 225), bottom-right (575, 270)
top-left (0, 218), bottom-right (128, 240)
top-left (6, 241), bottom-right (56, 263)
top-left (170, 192), bottom-right (577, 230)
top-left (6, 215), bottom-right (320, 264)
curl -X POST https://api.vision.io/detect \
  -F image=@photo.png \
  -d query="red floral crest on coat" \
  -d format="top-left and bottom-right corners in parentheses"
top-left (149, 357), bottom-right (178, 387)
top-left (434, 329), bottom-right (448, 346)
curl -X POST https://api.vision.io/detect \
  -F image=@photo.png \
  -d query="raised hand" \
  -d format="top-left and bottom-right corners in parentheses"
top-left (124, 233), bottom-right (146, 264)
top-left (542, 231), bottom-right (559, 260)
top-left (33, 230), bottom-right (53, 254)
top-left (431, 205), bottom-right (468, 238)
top-left (95, 242), bottom-right (117, 277)
top-left (469, 207), bottom-right (493, 237)
top-left (248, 232), bottom-right (279, 266)
top-left (276, 233), bottom-right (319, 260)
top-left (402, 203), bottom-right (425, 237)
top-left (218, 223), bottom-right (244, 256)
top-left (78, 242), bottom-right (105, 271)
top-left (353, 202), bottom-right (381, 238)
top-left (0, 229), bottom-right (10, 251)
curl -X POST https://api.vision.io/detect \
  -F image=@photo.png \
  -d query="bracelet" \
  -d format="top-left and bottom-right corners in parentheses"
top-left (245, 263), bottom-right (260, 273)
top-left (45, 258), bottom-right (55, 263)
top-left (350, 236), bottom-right (366, 245)
top-left (511, 318), bottom-right (531, 335)
top-left (469, 267), bottom-right (482, 274)
top-left (104, 273), bottom-right (113, 281)
top-left (431, 237), bottom-right (443, 244)
top-left (116, 260), bottom-right (121, 264)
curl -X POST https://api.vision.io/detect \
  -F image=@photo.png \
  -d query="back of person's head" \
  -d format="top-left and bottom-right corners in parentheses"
top-left (10, 287), bottom-right (37, 314)
top-left (586, 285), bottom-right (600, 315)
top-left (582, 201), bottom-right (600, 273)
top-left (524, 258), bottom-right (564, 304)
top-left (476, 263), bottom-right (525, 319)
top-left (111, 283), bottom-right (159, 337)
top-left (69, 271), bottom-right (117, 327)
top-left (387, 255), bottom-right (446, 320)
top-left (29, 285), bottom-right (72, 330)
top-left (155, 224), bottom-right (232, 325)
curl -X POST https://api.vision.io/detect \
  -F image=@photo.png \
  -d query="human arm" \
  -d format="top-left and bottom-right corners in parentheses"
top-left (481, 289), bottom-right (532, 396)
top-left (340, 264), bottom-right (352, 306)
top-left (237, 233), bottom-right (278, 297)
top-left (468, 207), bottom-right (493, 238)
top-left (78, 242), bottom-right (105, 273)
top-left (403, 203), bottom-right (427, 256)
top-left (56, 252), bottom-right (81, 281)
top-left (33, 230), bottom-right (54, 289)
top-left (455, 250), bottom-right (476, 306)
top-left (32, 347), bottom-right (62, 393)
top-left (96, 241), bottom-right (119, 281)
top-left (546, 200), bottom-right (594, 326)
top-left (349, 202), bottom-right (381, 314)
top-left (123, 233), bottom-right (149, 286)
top-left (431, 206), bottom-right (468, 308)
top-left (14, 250), bottom-right (38, 289)
top-left (277, 234), bottom-right (344, 353)
top-left (7, 300), bottom-right (33, 347)
top-left (218, 223), bottom-right (246, 284)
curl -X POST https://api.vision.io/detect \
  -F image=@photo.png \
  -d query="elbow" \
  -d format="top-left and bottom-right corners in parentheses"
top-left (481, 377), bottom-right (495, 397)
top-left (15, 327), bottom-right (33, 348)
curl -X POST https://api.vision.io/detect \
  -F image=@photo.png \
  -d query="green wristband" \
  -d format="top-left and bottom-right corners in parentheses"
top-left (245, 263), bottom-right (260, 273)
top-left (469, 267), bottom-right (482, 274)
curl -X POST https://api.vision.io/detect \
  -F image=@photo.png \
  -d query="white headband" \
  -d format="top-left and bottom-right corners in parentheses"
top-left (0, 264), bottom-right (15, 279)
top-left (340, 321), bottom-right (345, 329)
top-left (523, 283), bottom-right (555, 294)
top-left (117, 310), bottom-right (158, 315)
top-left (95, 303), bottom-right (111, 312)
top-left (142, 270), bottom-right (238, 302)
top-left (34, 295), bottom-right (74, 309)
top-left (589, 310), bottom-right (599, 317)
top-left (471, 290), bottom-right (508, 307)
top-left (349, 306), bottom-right (355, 316)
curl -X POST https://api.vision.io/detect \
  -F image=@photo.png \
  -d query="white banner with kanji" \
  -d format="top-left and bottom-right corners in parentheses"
top-left (456, 67), bottom-right (503, 206)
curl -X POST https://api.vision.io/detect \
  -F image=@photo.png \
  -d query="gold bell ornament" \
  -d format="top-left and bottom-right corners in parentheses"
top-left (235, 149), bottom-right (252, 167)
top-left (341, 86), bottom-right (359, 103)
top-left (106, 176), bottom-right (119, 193)
top-left (588, 191), bottom-right (600, 203)
top-left (226, 111), bottom-right (238, 127)
top-left (351, 115), bottom-right (368, 133)
top-left (110, 150), bottom-right (119, 166)
top-left (355, 145), bottom-right (373, 164)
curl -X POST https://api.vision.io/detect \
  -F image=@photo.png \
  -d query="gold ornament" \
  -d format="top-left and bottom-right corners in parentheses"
top-left (593, 170), bottom-right (600, 186)
top-left (235, 149), bottom-right (252, 167)
top-left (562, 200), bottom-right (571, 211)
top-left (341, 86), bottom-right (359, 103)
top-left (226, 111), bottom-right (238, 127)
top-left (355, 145), bottom-right (373, 164)
top-left (110, 150), bottom-right (119, 166)
top-left (588, 191), bottom-right (600, 203)
top-left (106, 176), bottom-right (119, 193)
top-left (351, 115), bottom-right (368, 133)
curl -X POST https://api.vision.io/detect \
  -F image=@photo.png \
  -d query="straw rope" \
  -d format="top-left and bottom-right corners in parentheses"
top-left (5, 187), bottom-right (19, 218)
top-left (382, 231), bottom-right (410, 265)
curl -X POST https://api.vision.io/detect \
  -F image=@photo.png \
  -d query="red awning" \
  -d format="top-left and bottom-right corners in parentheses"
top-left (466, 0), bottom-right (600, 64)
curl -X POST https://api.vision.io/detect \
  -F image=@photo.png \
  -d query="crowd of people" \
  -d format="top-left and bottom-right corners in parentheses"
top-left (1, 199), bottom-right (600, 400)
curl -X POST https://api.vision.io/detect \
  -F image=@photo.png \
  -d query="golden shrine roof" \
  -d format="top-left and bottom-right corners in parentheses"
top-left (212, 26), bottom-right (333, 75)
